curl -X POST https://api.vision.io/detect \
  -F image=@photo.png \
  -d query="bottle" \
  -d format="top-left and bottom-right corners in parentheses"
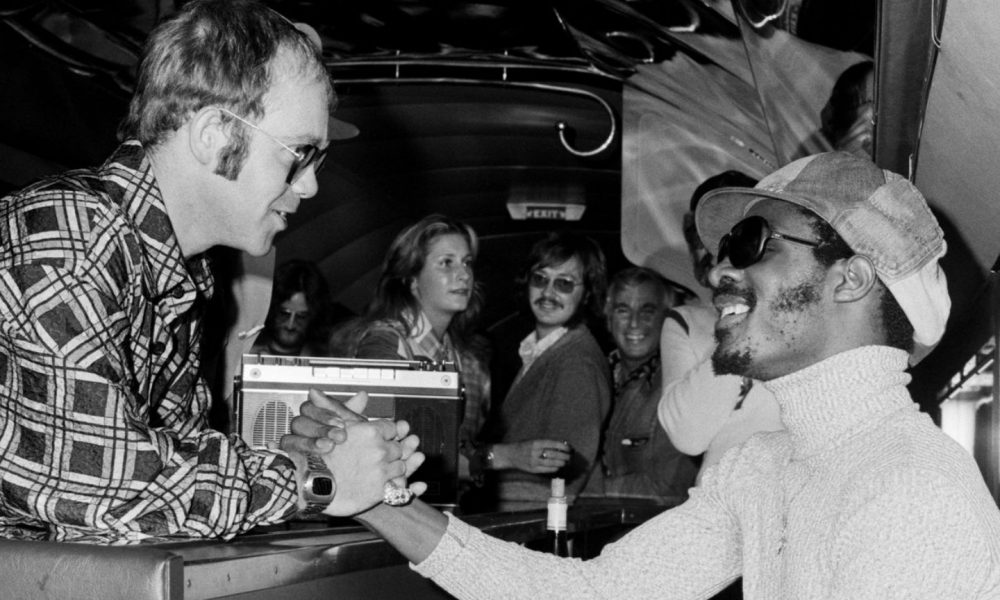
top-left (546, 477), bottom-right (570, 556)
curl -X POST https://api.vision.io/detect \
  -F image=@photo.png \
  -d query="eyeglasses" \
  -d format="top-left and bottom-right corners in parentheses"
top-left (717, 215), bottom-right (820, 269)
top-left (529, 272), bottom-right (582, 294)
top-left (276, 308), bottom-right (311, 325)
top-left (215, 107), bottom-right (328, 184)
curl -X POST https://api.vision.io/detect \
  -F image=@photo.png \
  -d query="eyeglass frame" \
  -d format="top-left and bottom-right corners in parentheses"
top-left (274, 307), bottom-right (313, 325)
top-left (528, 271), bottom-right (584, 295)
top-left (717, 215), bottom-right (821, 269)
top-left (214, 106), bottom-right (328, 185)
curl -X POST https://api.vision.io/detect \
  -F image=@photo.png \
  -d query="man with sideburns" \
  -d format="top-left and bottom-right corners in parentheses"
top-left (0, 0), bottom-right (420, 542)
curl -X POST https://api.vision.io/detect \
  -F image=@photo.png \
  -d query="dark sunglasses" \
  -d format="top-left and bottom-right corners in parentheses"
top-left (718, 215), bottom-right (820, 268)
top-left (529, 272), bottom-right (582, 294)
top-left (217, 107), bottom-right (329, 184)
top-left (282, 145), bottom-right (328, 185)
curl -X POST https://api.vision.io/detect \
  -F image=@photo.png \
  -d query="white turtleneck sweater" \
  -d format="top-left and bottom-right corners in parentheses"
top-left (414, 346), bottom-right (1000, 599)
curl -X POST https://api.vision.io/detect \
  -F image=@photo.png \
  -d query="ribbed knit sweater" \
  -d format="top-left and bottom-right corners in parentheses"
top-left (414, 346), bottom-right (1000, 599)
top-left (494, 324), bottom-right (612, 509)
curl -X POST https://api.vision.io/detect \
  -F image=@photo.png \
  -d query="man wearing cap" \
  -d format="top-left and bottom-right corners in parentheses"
top-left (285, 151), bottom-right (1000, 598)
top-left (658, 170), bottom-right (782, 484)
top-left (0, 0), bottom-right (420, 542)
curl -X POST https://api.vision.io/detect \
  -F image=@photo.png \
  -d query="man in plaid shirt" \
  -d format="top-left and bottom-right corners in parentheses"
top-left (0, 0), bottom-right (421, 542)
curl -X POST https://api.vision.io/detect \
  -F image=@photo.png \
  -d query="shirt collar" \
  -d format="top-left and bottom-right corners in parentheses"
top-left (404, 310), bottom-right (455, 362)
top-left (518, 325), bottom-right (569, 374)
top-left (610, 348), bottom-right (660, 395)
top-left (105, 141), bottom-right (213, 310)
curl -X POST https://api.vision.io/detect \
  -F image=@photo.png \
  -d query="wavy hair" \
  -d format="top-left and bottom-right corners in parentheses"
top-left (366, 214), bottom-right (483, 349)
top-left (519, 231), bottom-right (607, 328)
top-left (604, 266), bottom-right (677, 319)
top-left (118, 0), bottom-right (334, 180)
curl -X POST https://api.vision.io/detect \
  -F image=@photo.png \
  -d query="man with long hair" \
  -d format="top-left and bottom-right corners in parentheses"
top-left (474, 231), bottom-right (612, 510)
top-left (253, 259), bottom-right (334, 357)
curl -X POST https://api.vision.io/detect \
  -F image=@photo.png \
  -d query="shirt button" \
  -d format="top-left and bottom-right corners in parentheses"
top-left (151, 341), bottom-right (167, 355)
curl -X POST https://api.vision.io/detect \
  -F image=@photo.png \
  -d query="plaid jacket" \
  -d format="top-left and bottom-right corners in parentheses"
top-left (0, 142), bottom-right (298, 542)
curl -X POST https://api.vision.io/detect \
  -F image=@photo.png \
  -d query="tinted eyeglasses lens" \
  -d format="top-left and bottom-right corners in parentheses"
top-left (529, 272), bottom-right (578, 294)
top-left (286, 145), bottom-right (328, 184)
top-left (719, 216), bottom-right (767, 269)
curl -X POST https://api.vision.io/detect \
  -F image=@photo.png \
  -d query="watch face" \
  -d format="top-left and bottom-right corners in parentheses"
top-left (312, 475), bottom-right (334, 496)
top-left (303, 454), bottom-right (336, 503)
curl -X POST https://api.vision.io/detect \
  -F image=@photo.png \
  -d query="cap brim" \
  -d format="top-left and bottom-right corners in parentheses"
top-left (329, 116), bottom-right (359, 141)
top-left (695, 186), bottom-right (830, 256)
top-left (695, 187), bottom-right (771, 256)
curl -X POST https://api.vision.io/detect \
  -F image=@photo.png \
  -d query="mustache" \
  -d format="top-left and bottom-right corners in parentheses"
top-left (534, 297), bottom-right (564, 310)
top-left (712, 279), bottom-right (756, 308)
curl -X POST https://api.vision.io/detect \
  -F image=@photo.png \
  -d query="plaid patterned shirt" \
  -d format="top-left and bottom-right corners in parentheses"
top-left (0, 142), bottom-right (298, 542)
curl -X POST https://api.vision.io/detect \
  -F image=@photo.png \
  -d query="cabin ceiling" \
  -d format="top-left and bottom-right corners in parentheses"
top-left (7, 0), bottom-right (994, 397)
top-left (0, 0), bottom-right (877, 317)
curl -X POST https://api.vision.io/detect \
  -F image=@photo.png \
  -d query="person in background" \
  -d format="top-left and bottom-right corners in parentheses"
top-left (352, 214), bottom-right (492, 490)
top-left (820, 60), bottom-right (875, 157)
top-left (583, 266), bottom-right (699, 504)
top-left (286, 150), bottom-right (1000, 599)
top-left (475, 231), bottom-right (612, 510)
top-left (659, 170), bottom-right (782, 483)
top-left (251, 259), bottom-right (333, 357)
top-left (0, 0), bottom-right (419, 542)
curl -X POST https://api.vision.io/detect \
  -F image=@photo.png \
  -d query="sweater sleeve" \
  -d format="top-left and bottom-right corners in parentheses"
top-left (658, 314), bottom-right (746, 456)
top-left (415, 491), bottom-right (742, 600)
top-left (828, 469), bottom-right (1000, 599)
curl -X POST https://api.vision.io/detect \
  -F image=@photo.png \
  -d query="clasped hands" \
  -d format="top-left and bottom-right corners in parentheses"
top-left (280, 389), bottom-right (426, 516)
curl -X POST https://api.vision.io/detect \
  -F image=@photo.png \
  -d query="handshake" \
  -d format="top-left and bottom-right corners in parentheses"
top-left (279, 389), bottom-right (426, 517)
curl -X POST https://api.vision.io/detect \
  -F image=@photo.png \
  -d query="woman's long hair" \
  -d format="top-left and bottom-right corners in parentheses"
top-left (366, 214), bottom-right (483, 349)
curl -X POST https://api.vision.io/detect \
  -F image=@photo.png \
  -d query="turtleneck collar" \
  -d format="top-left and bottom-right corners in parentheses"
top-left (765, 345), bottom-right (913, 459)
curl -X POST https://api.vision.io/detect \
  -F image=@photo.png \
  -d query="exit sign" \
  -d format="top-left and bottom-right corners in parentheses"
top-left (507, 202), bottom-right (586, 221)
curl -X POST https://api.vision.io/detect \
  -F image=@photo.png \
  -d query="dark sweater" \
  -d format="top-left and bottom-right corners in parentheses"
top-left (495, 325), bottom-right (612, 509)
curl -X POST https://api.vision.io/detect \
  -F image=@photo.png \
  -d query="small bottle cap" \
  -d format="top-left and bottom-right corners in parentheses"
top-left (550, 477), bottom-right (565, 498)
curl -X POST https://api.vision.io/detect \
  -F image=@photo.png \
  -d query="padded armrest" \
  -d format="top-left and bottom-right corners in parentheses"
top-left (0, 539), bottom-right (182, 600)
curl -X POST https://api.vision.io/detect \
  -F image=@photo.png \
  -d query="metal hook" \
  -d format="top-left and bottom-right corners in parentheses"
top-left (547, 85), bottom-right (616, 157)
top-left (331, 72), bottom-right (619, 159)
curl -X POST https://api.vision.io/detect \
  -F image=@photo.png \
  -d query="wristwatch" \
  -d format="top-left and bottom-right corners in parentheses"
top-left (299, 454), bottom-right (336, 517)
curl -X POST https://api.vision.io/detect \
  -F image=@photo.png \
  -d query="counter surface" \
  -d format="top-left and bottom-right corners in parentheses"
top-left (152, 501), bottom-right (669, 599)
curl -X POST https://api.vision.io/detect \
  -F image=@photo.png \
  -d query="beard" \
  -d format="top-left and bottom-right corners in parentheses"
top-left (712, 332), bottom-right (753, 376)
top-left (711, 279), bottom-right (756, 377)
top-left (710, 267), bottom-right (825, 380)
top-left (273, 327), bottom-right (306, 351)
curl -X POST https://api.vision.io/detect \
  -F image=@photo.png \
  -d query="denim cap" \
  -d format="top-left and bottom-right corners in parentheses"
top-left (695, 151), bottom-right (950, 364)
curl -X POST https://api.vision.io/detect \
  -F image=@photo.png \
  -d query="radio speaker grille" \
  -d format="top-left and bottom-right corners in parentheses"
top-left (252, 400), bottom-right (295, 449)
